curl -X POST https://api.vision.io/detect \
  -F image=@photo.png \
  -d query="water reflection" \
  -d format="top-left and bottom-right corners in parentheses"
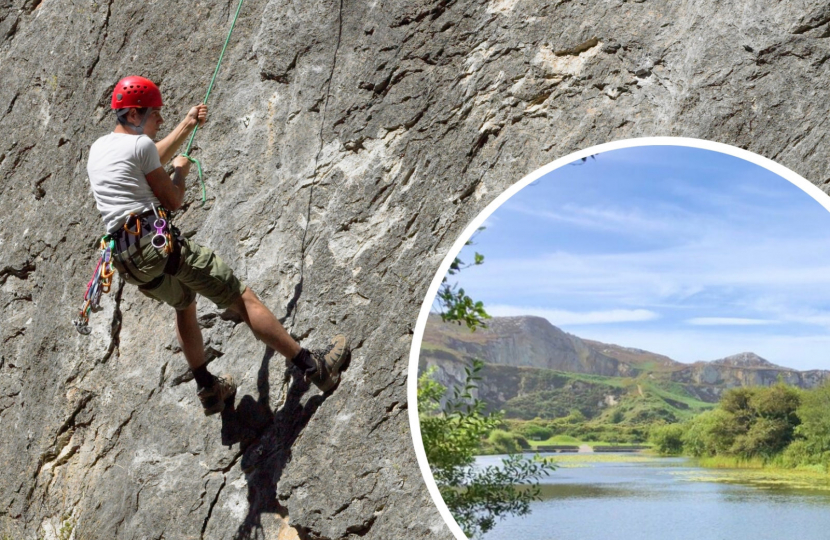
top-left (536, 483), bottom-right (642, 500)
top-left (477, 454), bottom-right (830, 540)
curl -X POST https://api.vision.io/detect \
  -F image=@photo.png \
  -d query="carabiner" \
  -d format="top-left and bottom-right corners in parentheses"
top-left (124, 214), bottom-right (141, 236)
top-left (151, 218), bottom-right (168, 249)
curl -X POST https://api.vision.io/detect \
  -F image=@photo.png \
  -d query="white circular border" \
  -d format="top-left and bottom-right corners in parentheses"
top-left (406, 136), bottom-right (827, 540)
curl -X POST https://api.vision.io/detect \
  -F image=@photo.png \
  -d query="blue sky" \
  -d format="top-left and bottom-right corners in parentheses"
top-left (446, 146), bottom-right (830, 371)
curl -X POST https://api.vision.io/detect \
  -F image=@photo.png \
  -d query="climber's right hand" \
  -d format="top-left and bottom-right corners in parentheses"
top-left (186, 104), bottom-right (208, 128)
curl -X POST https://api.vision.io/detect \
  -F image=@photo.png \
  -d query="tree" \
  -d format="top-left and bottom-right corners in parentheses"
top-left (519, 423), bottom-right (554, 441)
top-left (785, 381), bottom-right (830, 467)
top-left (649, 423), bottom-right (685, 455)
top-left (685, 384), bottom-right (802, 460)
top-left (421, 234), bottom-right (554, 538)
top-left (682, 408), bottom-right (735, 457)
top-left (418, 360), bottom-right (555, 538)
top-left (723, 384), bottom-right (801, 459)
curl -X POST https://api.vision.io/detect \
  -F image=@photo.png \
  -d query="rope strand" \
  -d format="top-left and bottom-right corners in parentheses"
top-left (182, 0), bottom-right (246, 207)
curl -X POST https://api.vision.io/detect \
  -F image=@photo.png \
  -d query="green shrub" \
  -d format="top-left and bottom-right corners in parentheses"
top-left (488, 429), bottom-right (520, 454)
top-left (514, 434), bottom-right (531, 450)
top-left (519, 423), bottom-right (554, 441)
top-left (682, 408), bottom-right (734, 457)
top-left (418, 360), bottom-right (555, 538)
top-left (649, 423), bottom-right (685, 455)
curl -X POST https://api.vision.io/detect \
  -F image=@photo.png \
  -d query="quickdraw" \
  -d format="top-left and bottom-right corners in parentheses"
top-left (73, 236), bottom-right (116, 335)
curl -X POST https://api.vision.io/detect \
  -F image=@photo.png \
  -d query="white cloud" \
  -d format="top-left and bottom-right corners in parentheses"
top-left (504, 201), bottom-right (691, 237)
top-left (451, 147), bottom-right (830, 370)
top-left (486, 304), bottom-right (659, 325)
top-left (687, 317), bottom-right (777, 326)
top-left (464, 235), bottom-right (830, 312)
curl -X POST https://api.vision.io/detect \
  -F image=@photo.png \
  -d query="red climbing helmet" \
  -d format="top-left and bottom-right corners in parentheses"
top-left (111, 76), bottom-right (163, 109)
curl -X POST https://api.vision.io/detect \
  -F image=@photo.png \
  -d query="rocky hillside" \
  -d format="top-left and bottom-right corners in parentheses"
top-left (2, 0), bottom-right (830, 538)
top-left (422, 314), bottom-right (635, 376)
top-left (421, 316), bottom-right (830, 408)
top-left (422, 314), bottom-right (685, 379)
top-left (583, 339), bottom-right (684, 373)
top-left (671, 352), bottom-right (830, 401)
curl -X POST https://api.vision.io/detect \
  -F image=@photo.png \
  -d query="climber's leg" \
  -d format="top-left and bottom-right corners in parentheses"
top-left (228, 288), bottom-right (302, 360)
top-left (175, 301), bottom-right (206, 370)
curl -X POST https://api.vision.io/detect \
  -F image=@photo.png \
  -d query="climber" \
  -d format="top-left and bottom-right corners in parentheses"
top-left (86, 75), bottom-right (349, 415)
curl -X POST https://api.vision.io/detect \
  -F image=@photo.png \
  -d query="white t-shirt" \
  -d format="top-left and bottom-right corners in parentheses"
top-left (87, 133), bottom-right (163, 233)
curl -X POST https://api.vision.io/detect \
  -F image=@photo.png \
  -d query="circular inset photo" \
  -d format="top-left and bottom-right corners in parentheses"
top-left (408, 139), bottom-right (830, 540)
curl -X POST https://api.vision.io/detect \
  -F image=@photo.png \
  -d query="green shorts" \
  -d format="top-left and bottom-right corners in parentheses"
top-left (115, 236), bottom-right (246, 311)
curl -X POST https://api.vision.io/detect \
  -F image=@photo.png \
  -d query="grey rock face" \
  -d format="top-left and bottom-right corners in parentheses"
top-left (427, 315), bottom-right (630, 375)
top-left (671, 360), bottom-right (830, 390)
top-left (672, 353), bottom-right (830, 393)
top-left (710, 352), bottom-right (777, 368)
top-left (1, 0), bottom-right (830, 538)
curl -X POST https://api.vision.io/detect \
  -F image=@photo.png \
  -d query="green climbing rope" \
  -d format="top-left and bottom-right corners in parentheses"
top-left (182, 0), bottom-right (245, 207)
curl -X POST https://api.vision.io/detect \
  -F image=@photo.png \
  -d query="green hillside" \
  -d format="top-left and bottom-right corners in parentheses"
top-left (489, 366), bottom-right (713, 424)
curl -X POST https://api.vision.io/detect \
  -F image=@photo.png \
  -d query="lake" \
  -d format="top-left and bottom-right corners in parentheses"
top-left (476, 454), bottom-right (830, 540)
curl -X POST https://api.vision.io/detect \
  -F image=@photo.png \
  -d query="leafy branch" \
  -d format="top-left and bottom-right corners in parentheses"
top-left (436, 227), bottom-right (490, 331)
top-left (419, 360), bottom-right (555, 538)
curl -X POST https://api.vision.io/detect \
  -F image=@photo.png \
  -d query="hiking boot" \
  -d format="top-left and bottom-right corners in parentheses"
top-left (305, 334), bottom-right (350, 392)
top-left (198, 374), bottom-right (237, 416)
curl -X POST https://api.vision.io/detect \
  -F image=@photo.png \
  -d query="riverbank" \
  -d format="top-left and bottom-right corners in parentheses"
top-left (482, 450), bottom-right (830, 491)
top-left (553, 452), bottom-right (830, 491)
top-left (478, 431), bottom-right (655, 455)
top-left (541, 453), bottom-right (658, 467)
top-left (685, 456), bottom-right (830, 491)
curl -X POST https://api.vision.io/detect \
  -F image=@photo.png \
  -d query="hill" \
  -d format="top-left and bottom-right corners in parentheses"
top-left (421, 315), bottom-right (830, 422)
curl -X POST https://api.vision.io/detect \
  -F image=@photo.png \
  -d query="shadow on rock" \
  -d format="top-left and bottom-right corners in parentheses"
top-left (224, 348), bottom-right (329, 540)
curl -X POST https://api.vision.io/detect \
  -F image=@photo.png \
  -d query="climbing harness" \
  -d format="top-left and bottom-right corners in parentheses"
top-left (74, 208), bottom-right (178, 335)
top-left (111, 208), bottom-right (180, 285)
top-left (182, 0), bottom-right (246, 207)
top-left (73, 236), bottom-right (116, 335)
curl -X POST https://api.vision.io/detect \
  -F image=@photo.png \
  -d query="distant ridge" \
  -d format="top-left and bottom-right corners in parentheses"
top-left (420, 314), bottom-right (830, 407)
top-left (709, 352), bottom-right (781, 369)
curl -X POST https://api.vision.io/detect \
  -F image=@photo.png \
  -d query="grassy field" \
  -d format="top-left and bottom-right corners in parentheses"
top-left (549, 370), bottom-right (628, 388)
top-left (642, 380), bottom-right (713, 412)
top-left (526, 434), bottom-right (583, 447)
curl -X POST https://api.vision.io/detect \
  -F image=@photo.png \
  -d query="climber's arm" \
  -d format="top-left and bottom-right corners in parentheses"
top-left (145, 156), bottom-right (191, 211)
top-left (156, 104), bottom-right (208, 164)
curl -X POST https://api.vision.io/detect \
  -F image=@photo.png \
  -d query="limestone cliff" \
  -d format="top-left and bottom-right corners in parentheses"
top-left (671, 352), bottom-right (830, 400)
top-left (423, 315), bottom-right (634, 376)
top-left (1, 0), bottom-right (830, 538)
